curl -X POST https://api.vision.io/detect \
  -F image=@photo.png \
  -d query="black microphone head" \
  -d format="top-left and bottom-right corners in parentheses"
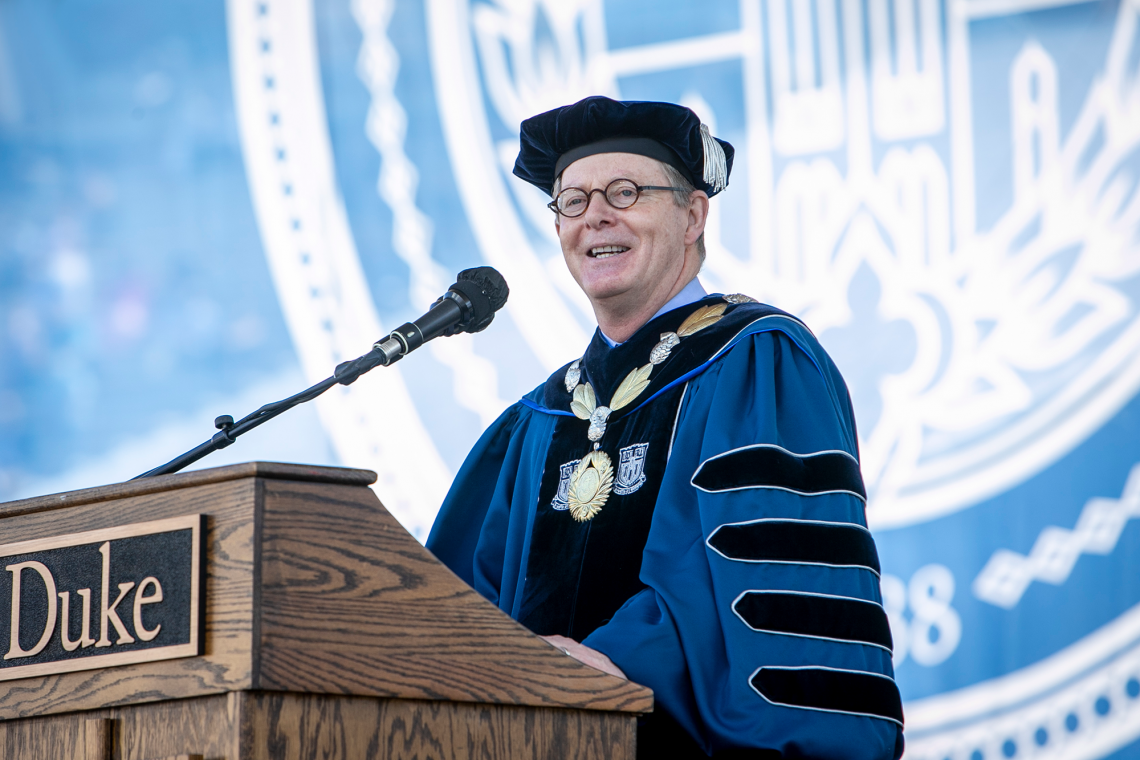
top-left (450, 266), bottom-right (509, 333)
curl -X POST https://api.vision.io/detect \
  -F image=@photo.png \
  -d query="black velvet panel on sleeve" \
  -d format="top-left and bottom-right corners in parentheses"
top-left (750, 666), bottom-right (904, 727)
top-left (706, 519), bottom-right (880, 574)
top-left (732, 591), bottom-right (893, 651)
top-left (692, 444), bottom-right (867, 500)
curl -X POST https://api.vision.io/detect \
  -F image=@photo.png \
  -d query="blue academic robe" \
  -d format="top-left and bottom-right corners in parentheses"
top-left (427, 296), bottom-right (904, 759)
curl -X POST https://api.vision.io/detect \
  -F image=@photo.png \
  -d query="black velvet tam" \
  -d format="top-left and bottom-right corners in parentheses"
top-left (513, 96), bottom-right (735, 197)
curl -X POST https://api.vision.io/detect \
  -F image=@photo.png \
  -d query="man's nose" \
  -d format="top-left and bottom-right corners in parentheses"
top-left (581, 190), bottom-right (616, 226)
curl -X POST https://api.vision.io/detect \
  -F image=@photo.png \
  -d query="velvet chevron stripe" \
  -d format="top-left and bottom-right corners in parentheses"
top-left (732, 591), bottom-right (894, 651)
top-left (750, 666), bottom-right (904, 726)
top-left (691, 445), bottom-right (867, 500)
top-left (706, 519), bottom-right (881, 574)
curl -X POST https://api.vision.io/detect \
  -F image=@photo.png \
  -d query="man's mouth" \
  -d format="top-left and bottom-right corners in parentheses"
top-left (588, 245), bottom-right (630, 259)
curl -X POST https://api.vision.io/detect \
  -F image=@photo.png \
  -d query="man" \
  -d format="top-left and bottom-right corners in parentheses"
top-left (427, 97), bottom-right (904, 759)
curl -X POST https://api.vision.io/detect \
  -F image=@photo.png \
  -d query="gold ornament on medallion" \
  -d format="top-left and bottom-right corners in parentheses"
top-left (568, 450), bottom-right (614, 522)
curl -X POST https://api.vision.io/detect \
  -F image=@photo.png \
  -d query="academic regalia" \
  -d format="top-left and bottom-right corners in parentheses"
top-left (427, 295), bottom-right (905, 759)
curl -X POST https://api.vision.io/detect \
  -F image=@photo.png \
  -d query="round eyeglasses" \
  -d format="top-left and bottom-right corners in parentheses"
top-left (547, 178), bottom-right (685, 218)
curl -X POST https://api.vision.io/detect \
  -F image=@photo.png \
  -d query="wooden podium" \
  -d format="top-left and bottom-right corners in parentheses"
top-left (0, 462), bottom-right (652, 760)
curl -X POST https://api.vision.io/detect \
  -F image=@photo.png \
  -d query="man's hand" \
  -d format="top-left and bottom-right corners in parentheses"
top-left (541, 634), bottom-right (628, 679)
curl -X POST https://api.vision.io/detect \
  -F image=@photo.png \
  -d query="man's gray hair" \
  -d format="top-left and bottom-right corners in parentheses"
top-left (659, 163), bottom-right (706, 263)
top-left (551, 159), bottom-right (706, 262)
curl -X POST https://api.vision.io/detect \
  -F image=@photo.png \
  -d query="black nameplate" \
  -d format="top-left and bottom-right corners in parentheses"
top-left (0, 514), bottom-right (203, 681)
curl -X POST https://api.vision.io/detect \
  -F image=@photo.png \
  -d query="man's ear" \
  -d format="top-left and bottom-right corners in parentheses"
top-left (685, 192), bottom-right (710, 247)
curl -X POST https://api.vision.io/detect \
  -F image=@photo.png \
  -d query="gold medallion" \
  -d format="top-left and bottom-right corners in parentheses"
top-left (567, 450), bottom-right (614, 522)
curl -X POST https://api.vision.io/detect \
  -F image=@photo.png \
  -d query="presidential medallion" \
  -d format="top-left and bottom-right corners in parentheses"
top-left (567, 449), bottom-right (614, 521)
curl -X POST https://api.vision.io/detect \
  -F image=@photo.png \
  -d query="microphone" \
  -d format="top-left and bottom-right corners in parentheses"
top-left (334, 267), bottom-right (509, 384)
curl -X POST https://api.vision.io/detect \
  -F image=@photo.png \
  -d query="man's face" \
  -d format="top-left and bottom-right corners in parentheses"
top-left (555, 152), bottom-right (701, 317)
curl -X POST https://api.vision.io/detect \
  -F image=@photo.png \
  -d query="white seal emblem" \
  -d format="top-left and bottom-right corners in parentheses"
top-left (614, 443), bottom-right (650, 496)
top-left (550, 459), bottom-right (579, 511)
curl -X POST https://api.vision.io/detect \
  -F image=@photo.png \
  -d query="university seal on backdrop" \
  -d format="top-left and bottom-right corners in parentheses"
top-left (229, 0), bottom-right (1140, 756)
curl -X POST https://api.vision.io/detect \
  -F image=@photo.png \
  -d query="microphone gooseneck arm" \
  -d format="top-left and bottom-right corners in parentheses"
top-left (133, 374), bottom-right (341, 479)
top-left (133, 267), bottom-right (509, 480)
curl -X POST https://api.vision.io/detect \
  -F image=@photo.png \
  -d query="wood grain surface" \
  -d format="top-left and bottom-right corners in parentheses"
top-left (243, 692), bottom-right (636, 760)
top-left (85, 718), bottom-right (113, 760)
top-left (256, 479), bottom-right (652, 713)
top-left (0, 693), bottom-right (239, 760)
top-left (0, 478), bottom-right (259, 719)
top-left (0, 462), bottom-right (377, 520)
top-left (0, 691), bottom-right (636, 760)
top-left (0, 463), bottom-right (653, 722)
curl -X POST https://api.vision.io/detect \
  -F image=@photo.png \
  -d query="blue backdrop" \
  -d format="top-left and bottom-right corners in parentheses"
top-left (2, 1), bottom-right (1139, 756)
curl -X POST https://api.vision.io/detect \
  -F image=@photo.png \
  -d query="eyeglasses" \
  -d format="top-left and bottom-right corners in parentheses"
top-left (547, 178), bottom-right (685, 218)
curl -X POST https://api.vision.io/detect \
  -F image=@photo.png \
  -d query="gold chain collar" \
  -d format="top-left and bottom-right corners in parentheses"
top-left (561, 295), bottom-right (756, 521)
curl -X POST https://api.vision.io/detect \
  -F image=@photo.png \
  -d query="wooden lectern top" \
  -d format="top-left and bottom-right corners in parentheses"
top-left (0, 462), bottom-right (652, 721)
